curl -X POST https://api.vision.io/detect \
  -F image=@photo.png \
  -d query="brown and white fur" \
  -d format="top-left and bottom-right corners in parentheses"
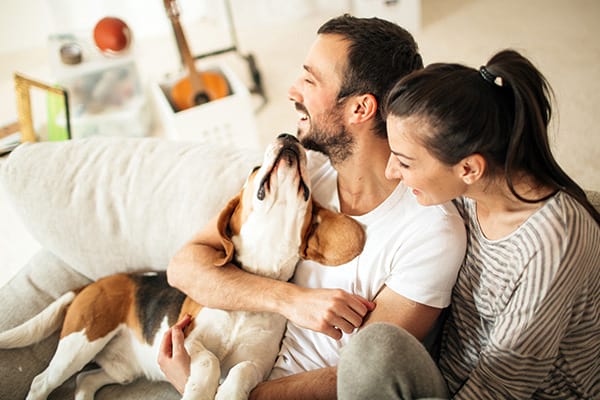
top-left (0, 133), bottom-right (365, 400)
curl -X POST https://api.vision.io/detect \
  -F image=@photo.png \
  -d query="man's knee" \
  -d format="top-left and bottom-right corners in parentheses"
top-left (338, 323), bottom-right (448, 400)
top-left (343, 323), bottom-right (422, 370)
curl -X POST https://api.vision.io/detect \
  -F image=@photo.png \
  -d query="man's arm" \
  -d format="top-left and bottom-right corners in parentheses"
top-left (167, 214), bottom-right (374, 338)
top-left (362, 286), bottom-right (441, 340)
top-left (248, 287), bottom-right (442, 399)
top-left (250, 367), bottom-right (337, 400)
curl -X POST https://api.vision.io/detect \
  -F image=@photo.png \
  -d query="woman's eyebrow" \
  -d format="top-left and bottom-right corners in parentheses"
top-left (391, 149), bottom-right (415, 160)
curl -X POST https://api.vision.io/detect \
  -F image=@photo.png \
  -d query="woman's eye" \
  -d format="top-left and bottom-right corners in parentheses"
top-left (397, 159), bottom-right (410, 169)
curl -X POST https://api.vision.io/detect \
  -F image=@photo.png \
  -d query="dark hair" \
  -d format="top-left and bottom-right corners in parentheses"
top-left (318, 14), bottom-right (423, 138)
top-left (384, 49), bottom-right (600, 224)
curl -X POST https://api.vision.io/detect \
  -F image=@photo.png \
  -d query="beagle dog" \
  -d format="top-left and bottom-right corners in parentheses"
top-left (0, 133), bottom-right (365, 400)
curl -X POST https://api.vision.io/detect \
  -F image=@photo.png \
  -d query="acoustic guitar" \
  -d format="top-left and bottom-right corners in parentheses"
top-left (163, 0), bottom-right (230, 111)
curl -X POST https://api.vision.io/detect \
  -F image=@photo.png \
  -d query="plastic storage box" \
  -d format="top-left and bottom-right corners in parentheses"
top-left (48, 34), bottom-right (151, 139)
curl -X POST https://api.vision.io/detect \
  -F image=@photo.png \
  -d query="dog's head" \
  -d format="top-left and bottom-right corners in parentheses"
top-left (215, 133), bottom-right (365, 279)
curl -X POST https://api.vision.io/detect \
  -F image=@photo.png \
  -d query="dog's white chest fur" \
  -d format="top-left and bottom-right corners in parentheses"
top-left (233, 206), bottom-right (305, 281)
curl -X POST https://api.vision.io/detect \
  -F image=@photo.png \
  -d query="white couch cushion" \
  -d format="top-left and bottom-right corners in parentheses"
top-left (0, 138), bottom-right (262, 280)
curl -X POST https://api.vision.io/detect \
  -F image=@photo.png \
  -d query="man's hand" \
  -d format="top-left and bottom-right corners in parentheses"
top-left (286, 287), bottom-right (376, 339)
top-left (158, 314), bottom-right (193, 394)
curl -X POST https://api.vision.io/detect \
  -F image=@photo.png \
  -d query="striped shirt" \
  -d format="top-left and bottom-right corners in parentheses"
top-left (439, 191), bottom-right (600, 399)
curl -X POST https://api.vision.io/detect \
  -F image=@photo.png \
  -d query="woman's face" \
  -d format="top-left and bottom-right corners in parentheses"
top-left (385, 115), bottom-right (468, 206)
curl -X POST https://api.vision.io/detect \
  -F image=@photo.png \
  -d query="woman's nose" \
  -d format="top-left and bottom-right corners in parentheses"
top-left (385, 156), bottom-right (402, 180)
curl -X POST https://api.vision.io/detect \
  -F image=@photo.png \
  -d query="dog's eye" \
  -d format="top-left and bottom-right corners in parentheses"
top-left (251, 166), bottom-right (260, 173)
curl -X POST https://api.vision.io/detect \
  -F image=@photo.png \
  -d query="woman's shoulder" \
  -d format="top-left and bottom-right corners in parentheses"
top-left (539, 191), bottom-right (599, 234)
top-left (517, 192), bottom-right (599, 270)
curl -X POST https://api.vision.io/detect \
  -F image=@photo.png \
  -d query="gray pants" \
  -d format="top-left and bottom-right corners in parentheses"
top-left (338, 323), bottom-right (449, 400)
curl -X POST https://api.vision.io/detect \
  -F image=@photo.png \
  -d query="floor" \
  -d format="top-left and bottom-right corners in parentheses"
top-left (1, 0), bottom-right (599, 287)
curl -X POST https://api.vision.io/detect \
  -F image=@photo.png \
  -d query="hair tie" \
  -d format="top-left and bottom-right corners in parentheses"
top-left (479, 66), bottom-right (503, 87)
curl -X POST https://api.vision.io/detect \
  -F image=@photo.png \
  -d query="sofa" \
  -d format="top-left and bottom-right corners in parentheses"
top-left (0, 137), bottom-right (263, 399)
top-left (1, 138), bottom-right (599, 399)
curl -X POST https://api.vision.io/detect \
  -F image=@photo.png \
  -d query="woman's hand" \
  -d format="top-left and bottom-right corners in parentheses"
top-left (158, 314), bottom-right (193, 394)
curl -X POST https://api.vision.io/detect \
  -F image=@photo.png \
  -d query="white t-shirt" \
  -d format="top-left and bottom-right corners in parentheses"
top-left (269, 151), bottom-right (467, 378)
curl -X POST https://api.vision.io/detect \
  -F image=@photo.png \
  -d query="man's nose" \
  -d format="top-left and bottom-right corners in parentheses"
top-left (288, 78), bottom-right (302, 103)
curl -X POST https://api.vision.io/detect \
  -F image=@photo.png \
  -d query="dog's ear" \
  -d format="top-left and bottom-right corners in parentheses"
top-left (301, 201), bottom-right (366, 266)
top-left (214, 194), bottom-right (242, 267)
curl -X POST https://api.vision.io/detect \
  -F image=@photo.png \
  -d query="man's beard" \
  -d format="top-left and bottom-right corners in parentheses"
top-left (296, 102), bottom-right (354, 165)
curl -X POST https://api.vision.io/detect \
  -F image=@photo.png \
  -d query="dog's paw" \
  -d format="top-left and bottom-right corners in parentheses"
top-left (26, 374), bottom-right (54, 400)
top-left (215, 386), bottom-right (249, 400)
top-left (181, 390), bottom-right (216, 400)
top-left (216, 360), bottom-right (263, 400)
top-left (74, 391), bottom-right (95, 400)
top-left (181, 379), bottom-right (218, 400)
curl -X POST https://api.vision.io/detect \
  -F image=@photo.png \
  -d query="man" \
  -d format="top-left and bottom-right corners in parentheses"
top-left (161, 14), bottom-right (466, 399)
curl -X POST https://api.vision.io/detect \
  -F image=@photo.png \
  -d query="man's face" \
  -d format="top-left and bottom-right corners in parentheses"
top-left (288, 34), bottom-right (354, 163)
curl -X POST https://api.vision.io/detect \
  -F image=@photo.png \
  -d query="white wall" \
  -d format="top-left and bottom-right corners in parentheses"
top-left (0, 0), bottom-right (420, 55)
top-left (1, 1), bottom-right (53, 53)
top-left (0, 0), bottom-right (213, 55)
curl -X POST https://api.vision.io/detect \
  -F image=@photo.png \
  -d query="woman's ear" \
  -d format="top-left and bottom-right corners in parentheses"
top-left (458, 154), bottom-right (486, 185)
top-left (348, 93), bottom-right (378, 124)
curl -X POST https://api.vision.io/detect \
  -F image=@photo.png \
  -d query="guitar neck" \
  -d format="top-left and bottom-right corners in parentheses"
top-left (163, 0), bottom-right (206, 92)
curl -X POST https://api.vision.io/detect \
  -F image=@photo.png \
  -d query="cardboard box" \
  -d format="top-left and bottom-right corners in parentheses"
top-left (152, 64), bottom-right (260, 150)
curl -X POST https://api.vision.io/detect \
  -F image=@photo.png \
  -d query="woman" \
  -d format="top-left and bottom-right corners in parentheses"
top-left (338, 49), bottom-right (600, 399)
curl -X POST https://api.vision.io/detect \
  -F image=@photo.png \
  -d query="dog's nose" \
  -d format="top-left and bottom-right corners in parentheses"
top-left (277, 133), bottom-right (299, 143)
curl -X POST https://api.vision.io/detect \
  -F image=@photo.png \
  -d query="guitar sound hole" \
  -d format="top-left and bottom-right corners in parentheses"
top-left (194, 92), bottom-right (210, 106)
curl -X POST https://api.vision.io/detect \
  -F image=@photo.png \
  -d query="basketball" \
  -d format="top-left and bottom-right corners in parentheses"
top-left (93, 17), bottom-right (131, 55)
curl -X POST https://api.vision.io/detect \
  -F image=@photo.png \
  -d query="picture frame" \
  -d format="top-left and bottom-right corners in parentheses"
top-left (14, 72), bottom-right (71, 143)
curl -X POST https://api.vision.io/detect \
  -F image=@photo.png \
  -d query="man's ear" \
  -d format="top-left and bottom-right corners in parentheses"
top-left (214, 193), bottom-right (242, 267)
top-left (301, 202), bottom-right (366, 266)
top-left (457, 154), bottom-right (486, 185)
top-left (348, 93), bottom-right (378, 124)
